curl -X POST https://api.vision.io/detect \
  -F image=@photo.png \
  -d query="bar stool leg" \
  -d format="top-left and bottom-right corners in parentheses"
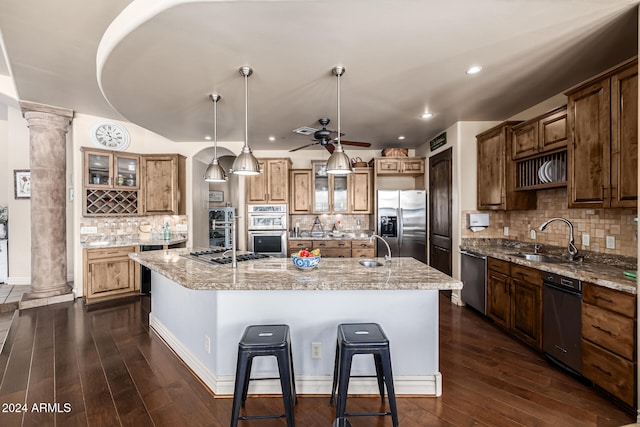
top-left (230, 350), bottom-right (250, 427)
top-left (373, 353), bottom-right (386, 402)
top-left (288, 343), bottom-right (297, 406)
top-left (330, 340), bottom-right (340, 405)
top-left (240, 356), bottom-right (254, 406)
top-left (380, 349), bottom-right (399, 427)
top-left (277, 351), bottom-right (296, 427)
top-left (335, 349), bottom-right (353, 420)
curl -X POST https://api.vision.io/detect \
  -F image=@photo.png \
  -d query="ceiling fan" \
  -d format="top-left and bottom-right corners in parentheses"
top-left (289, 118), bottom-right (371, 153)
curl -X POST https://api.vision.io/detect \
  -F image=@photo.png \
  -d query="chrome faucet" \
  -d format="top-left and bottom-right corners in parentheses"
top-left (370, 233), bottom-right (392, 262)
top-left (539, 217), bottom-right (578, 261)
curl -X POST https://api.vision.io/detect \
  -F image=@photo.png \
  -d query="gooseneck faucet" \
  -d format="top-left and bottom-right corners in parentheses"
top-left (539, 217), bottom-right (578, 261)
top-left (370, 233), bottom-right (392, 263)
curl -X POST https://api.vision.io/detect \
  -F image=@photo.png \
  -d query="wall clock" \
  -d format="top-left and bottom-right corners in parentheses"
top-left (89, 121), bottom-right (131, 151)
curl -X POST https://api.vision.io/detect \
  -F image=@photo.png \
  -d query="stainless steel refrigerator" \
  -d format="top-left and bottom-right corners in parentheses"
top-left (376, 190), bottom-right (427, 263)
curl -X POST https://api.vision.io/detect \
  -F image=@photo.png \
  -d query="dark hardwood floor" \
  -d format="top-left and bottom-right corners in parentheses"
top-left (0, 293), bottom-right (634, 426)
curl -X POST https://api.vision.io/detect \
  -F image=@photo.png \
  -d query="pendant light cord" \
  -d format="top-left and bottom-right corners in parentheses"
top-left (244, 70), bottom-right (249, 149)
top-left (337, 70), bottom-right (341, 146)
top-left (213, 95), bottom-right (218, 160)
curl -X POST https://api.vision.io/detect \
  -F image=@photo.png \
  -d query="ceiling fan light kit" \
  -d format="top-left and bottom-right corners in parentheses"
top-left (326, 65), bottom-right (352, 175)
top-left (232, 66), bottom-right (261, 176)
top-left (204, 93), bottom-right (227, 182)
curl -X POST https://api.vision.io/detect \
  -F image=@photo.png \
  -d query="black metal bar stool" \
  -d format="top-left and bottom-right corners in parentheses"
top-left (330, 323), bottom-right (399, 427)
top-left (230, 324), bottom-right (297, 427)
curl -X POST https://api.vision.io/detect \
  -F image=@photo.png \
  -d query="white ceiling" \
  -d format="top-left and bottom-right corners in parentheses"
top-left (0, 0), bottom-right (638, 151)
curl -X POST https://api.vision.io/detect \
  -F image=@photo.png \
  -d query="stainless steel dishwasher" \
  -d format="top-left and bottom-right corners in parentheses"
top-left (542, 272), bottom-right (582, 375)
top-left (460, 250), bottom-right (487, 315)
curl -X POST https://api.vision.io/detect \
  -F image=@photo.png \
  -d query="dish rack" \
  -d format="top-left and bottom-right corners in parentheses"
top-left (515, 150), bottom-right (567, 190)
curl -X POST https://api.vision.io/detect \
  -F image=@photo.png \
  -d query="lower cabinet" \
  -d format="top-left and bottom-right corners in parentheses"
top-left (83, 246), bottom-right (139, 303)
top-left (487, 257), bottom-right (542, 349)
top-left (287, 239), bottom-right (375, 258)
top-left (581, 282), bottom-right (636, 407)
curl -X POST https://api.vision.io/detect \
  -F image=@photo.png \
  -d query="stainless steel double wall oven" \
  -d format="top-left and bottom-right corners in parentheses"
top-left (247, 204), bottom-right (287, 257)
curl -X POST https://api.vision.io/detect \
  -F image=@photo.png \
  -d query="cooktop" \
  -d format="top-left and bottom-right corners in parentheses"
top-left (184, 248), bottom-right (270, 265)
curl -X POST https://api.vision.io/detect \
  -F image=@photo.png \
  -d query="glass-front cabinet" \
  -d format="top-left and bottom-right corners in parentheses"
top-left (312, 161), bottom-right (349, 214)
top-left (84, 149), bottom-right (140, 190)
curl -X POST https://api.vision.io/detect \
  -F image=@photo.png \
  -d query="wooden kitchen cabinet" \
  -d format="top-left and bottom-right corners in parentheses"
top-left (511, 106), bottom-right (567, 160)
top-left (289, 169), bottom-right (312, 213)
top-left (374, 157), bottom-right (425, 176)
top-left (350, 240), bottom-right (375, 258)
top-left (581, 282), bottom-right (636, 407)
top-left (141, 154), bottom-right (186, 215)
top-left (82, 148), bottom-right (141, 216)
top-left (312, 239), bottom-right (351, 257)
top-left (487, 258), bottom-right (542, 350)
top-left (566, 58), bottom-right (637, 208)
top-left (83, 246), bottom-right (139, 304)
top-left (487, 258), bottom-right (511, 329)
top-left (312, 161), bottom-right (349, 214)
top-left (247, 158), bottom-right (291, 204)
top-left (477, 123), bottom-right (536, 210)
top-left (509, 264), bottom-right (542, 349)
top-left (288, 239), bottom-right (373, 257)
top-left (349, 168), bottom-right (373, 214)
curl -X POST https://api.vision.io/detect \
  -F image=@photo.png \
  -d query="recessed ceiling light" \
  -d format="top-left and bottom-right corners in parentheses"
top-left (421, 112), bottom-right (433, 119)
top-left (268, 136), bottom-right (276, 142)
top-left (204, 135), bottom-right (212, 140)
top-left (398, 136), bottom-right (406, 140)
top-left (466, 65), bottom-right (483, 75)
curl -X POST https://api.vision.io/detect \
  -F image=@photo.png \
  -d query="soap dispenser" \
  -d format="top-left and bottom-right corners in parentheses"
top-left (163, 222), bottom-right (171, 240)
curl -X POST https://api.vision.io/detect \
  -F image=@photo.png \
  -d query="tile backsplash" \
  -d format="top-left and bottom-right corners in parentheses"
top-left (290, 214), bottom-right (371, 234)
top-left (461, 189), bottom-right (637, 258)
top-left (80, 215), bottom-right (188, 241)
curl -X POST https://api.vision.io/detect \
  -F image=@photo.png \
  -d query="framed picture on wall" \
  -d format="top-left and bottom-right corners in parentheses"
top-left (209, 190), bottom-right (224, 202)
top-left (14, 170), bottom-right (31, 199)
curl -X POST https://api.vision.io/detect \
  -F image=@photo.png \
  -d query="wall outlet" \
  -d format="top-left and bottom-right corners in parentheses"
top-left (311, 342), bottom-right (322, 359)
top-left (503, 227), bottom-right (509, 236)
top-left (582, 233), bottom-right (590, 247)
top-left (176, 223), bottom-right (188, 232)
top-left (530, 229), bottom-right (536, 240)
top-left (204, 335), bottom-right (211, 354)
top-left (606, 236), bottom-right (616, 249)
top-left (80, 226), bottom-right (98, 234)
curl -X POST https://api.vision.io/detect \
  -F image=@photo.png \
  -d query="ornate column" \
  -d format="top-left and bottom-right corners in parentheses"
top-left (20, 101), bottom-right (74, 299)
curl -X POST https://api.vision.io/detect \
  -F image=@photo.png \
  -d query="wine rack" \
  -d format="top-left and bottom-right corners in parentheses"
top-left (84, 189), bottom-right (139, 216)
top-left (515, 150), bottom-right (567, 191)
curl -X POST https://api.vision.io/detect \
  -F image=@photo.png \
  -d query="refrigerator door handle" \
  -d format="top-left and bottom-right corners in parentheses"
top-left (398, 207), bottom-right (404, 248)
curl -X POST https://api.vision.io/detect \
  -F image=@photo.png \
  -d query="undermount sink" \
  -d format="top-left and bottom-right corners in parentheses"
top-left (359, 260), bottom-right (384, 268)
top-left (508, 253), bottom-right (564, 263)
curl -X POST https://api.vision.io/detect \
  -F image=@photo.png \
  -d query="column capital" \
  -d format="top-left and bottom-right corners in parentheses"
top-left (20, 101), bottom-right (74, 133)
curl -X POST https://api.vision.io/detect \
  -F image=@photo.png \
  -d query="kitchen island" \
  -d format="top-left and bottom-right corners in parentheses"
top-left (130, 248), bottom-right (462, 396)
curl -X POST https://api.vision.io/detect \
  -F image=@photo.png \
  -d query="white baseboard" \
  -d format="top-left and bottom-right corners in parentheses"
top-left (7, 276), bottom-right (30, 285)
top-left (150, 314), bottom-right (441, 397)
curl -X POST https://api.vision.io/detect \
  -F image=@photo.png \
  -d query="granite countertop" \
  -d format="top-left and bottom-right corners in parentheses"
top-left (460, 239), bottom-right (637, 295)
top-left (129, 247), bottom-right (462, 291)
top-left (81, 236), bottom-right (188, 249)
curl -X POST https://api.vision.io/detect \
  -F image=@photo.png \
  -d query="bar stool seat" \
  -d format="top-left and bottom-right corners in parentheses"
top-left (230, 324), bottom-right (296, 427)
top-left (330, 323), bottom-right (399, 427)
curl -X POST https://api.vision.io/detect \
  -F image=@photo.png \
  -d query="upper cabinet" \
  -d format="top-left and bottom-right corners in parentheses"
top-left (141, 154), bottom-right (186, 215)
top-left (373, 157), bottom-right (425, 176)
top-left (82, 148), bottom-right (141, 216)
top-left (477, 122), bottom-right (536, 210)
top-left (350, 168), bottom-right (373, 214)
top-left (247, 158), bottom-right (291, 204)
top-left (312, 161), bottom-right (349, 214)
top-left (512, 106), bottom-right (567, 160)
top-left (289, 169), bottom-right (312, 214)
top-left (566, 58), bottom-right (637, 208)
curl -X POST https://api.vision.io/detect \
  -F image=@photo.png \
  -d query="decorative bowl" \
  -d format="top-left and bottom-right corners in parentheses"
top-left (291, 255), bottom-right (320, 270)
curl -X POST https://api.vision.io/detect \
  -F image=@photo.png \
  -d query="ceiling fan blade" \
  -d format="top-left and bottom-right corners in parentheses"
top-left (324, 143), bottom-right (335, 154)
top-left (289, 142), bottom-right (320, 152)
top-left (340, 140), bottom-right (371, 147)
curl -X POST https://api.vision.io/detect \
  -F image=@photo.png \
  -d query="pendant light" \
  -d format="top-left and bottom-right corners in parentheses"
top-left (326, 66), bottom-right (352, 175)
top-left (204, 93), bottom-right (227, 182)
top-left (232, 66), bottom-right (261, 175)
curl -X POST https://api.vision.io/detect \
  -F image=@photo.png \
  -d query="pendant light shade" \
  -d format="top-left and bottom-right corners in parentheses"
top-left (232, 66), bottom-right (260, 176)
top-left (204, 93), bottom-right (227, 182)
top-left (326, 66), bottom-right (352, 175)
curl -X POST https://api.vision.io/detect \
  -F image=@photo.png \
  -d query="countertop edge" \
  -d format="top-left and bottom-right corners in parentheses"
top-left (460, 245), bottom-right (637, 295)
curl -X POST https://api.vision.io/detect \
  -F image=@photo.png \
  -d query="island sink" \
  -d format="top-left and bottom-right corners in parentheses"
top-left (359, 260), bottom-right (384, 267)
